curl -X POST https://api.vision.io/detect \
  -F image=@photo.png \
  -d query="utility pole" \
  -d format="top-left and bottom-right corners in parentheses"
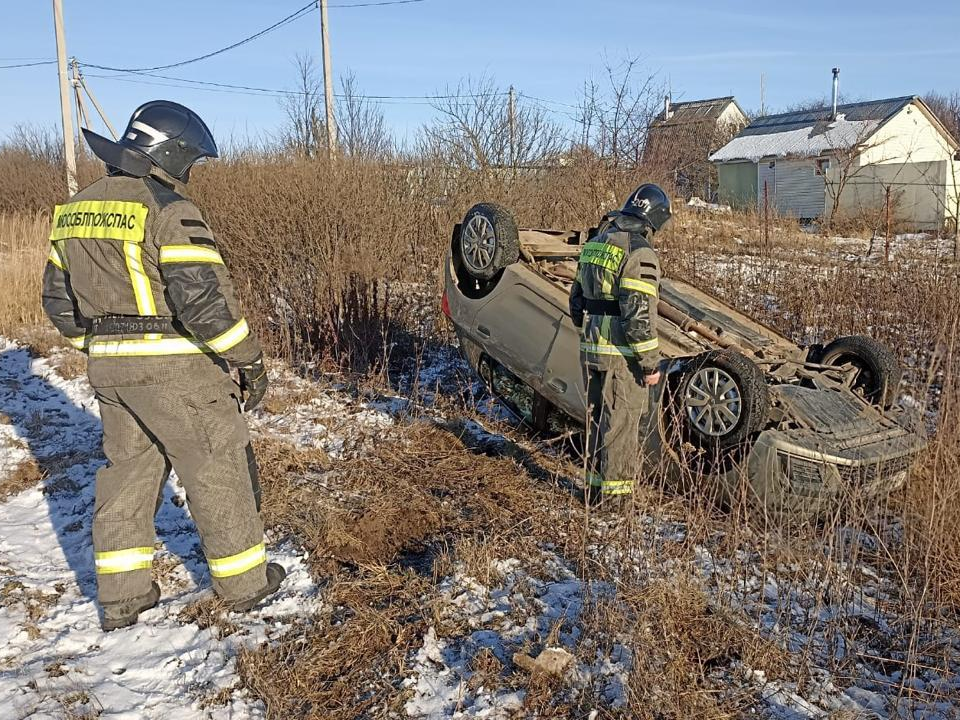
top-left (508, 85), bottom-right (516, 171)
top-left (71, 58), bottom-right (88, 152)
top-left (319, 0), bottom-right (337, 157)
top-left (53, 0), bottom-right (77, 195)
top-left (78, 70), bottom-right (119, 140)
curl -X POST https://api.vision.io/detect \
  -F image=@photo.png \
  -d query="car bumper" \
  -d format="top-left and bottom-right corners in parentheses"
top-left (746, 426), bottom-right (924, 509)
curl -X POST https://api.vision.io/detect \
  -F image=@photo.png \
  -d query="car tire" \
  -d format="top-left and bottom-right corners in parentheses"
top-left (457, 203), bottom-right (520, 281)
top-left (673, 350), bottom-right (770, 453)
top-left (816, 335), bottom-right (901, 408)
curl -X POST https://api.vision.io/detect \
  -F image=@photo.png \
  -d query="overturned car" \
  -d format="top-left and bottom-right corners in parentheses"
top-left (442, 202), bottom-right (926, 519)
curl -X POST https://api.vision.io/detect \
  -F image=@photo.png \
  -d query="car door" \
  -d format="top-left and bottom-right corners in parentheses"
top-left (542, 310), bottom-right (586, 420)
top-left (472, 267), bottom-right (562, 392)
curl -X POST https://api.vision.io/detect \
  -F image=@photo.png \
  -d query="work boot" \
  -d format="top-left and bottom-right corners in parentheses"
top-left (229, 563), bottom-right (287, 613)
top-left (585, 487), bottom-right (630, 515)
top-left (101, 582), bottom-right (161, 632)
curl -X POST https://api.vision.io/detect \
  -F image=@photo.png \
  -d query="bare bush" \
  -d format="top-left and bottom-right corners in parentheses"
top-left (421, 75), bottom-right (563, 171)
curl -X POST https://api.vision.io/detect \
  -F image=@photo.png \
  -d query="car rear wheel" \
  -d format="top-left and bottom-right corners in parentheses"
top-left (816, 335), bottom-right (901, 409)
top-left (457, 203), bottom-right (520, 281)
top-left (673, 350), bottom-right (770, 454)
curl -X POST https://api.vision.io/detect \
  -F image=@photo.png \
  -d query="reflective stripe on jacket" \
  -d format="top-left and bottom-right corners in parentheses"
top-left (569, 213), bottom-right (661, 372)
top-left (41, 172), bottom-right (261, 365)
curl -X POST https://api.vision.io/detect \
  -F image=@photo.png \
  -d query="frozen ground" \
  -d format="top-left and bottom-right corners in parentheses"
top-left (0, 340), bottom-right (389, 719)
top-left (1, 338), bottom-right (959, 718)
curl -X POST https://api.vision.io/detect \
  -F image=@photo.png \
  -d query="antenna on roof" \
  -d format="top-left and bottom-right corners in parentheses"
top-left (760, 72), bottom-right (766, 117)
top-left (831, 67), bottom-right (840, 120)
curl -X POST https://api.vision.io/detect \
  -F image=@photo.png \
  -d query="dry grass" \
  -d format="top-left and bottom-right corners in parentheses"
top-left (3, 147), bottom-right (960, 715)
top-left (0, 458), bottom-right (43, 500)
top-left (0, 212), bottom-right (49, 336)
top-left (238, 420), bottom-right (794, 718)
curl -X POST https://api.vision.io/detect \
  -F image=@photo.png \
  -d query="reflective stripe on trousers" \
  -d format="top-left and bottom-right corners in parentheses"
top-left (95, 546), bottom-right (154, 575)
top-left (585, 472), bottom-right (634, 496)
top-left (208, 542), bottom-right (266, 578)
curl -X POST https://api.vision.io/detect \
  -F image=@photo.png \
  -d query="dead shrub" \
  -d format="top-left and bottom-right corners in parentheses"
top-left (0, 458), bottom-right (43, 500)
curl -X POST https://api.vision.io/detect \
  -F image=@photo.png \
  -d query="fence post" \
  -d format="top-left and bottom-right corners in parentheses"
top-left (884, 185), bottom-right (891, 263)
top-left (763, 180), bottom-right (770, 252)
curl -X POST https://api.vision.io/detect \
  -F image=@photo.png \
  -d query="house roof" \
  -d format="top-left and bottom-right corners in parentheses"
top-left (652, 96), bottom-right (745, 127)
top-left (710, 95), bottom-right (922, 163)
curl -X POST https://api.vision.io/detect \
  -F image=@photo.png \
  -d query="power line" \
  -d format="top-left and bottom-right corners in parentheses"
top-left (84, 68), bottom-right (509, 102)
top-left (83, 72), bottom-right (453, 105)
top-left (83, 1), bottom-right (318, 73)
top-left (80, 0), bottom-right (427, 74)
top-left (0, 60), bottom-right (56, 69)
top-left (328, 0), bottom-right (425, 5)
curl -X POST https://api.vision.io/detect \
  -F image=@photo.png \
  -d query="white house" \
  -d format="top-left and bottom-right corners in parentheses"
top-left (710, 96), bottom-right (960, 230)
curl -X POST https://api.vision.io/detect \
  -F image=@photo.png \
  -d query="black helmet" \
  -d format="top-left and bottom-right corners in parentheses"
top-left (83, 100), bottom-right (218, 182)
top-left (621, 183), bottom-right (672, 232)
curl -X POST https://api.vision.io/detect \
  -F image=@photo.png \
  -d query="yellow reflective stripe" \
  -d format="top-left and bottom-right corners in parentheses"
top-left (579, 241), bottom-right (625, 272)
top-left (159, 245), bottom-right (224, 265)
top-left (600, 481), bottom-right (633, 496)
top-left (89, 337), bottom-right (206, 357)
top-left (50, 200), bottom-right (148, 242)
top-left (600, 269), bottom-right (615, 298)
top-left (629, 338), bottom-right (660, 354)
top-left (207, 318), bottom-right (250, 354)
top-left (208, 542), bottom-right (266, 578)
top-left (620, 278), bottom-right (658, 296)
top-left (586, 474), bottom-right (632, 494)
top-left (48, 243), bottom-right (67, 270)
top-left (67, 334), bottom-right (90, 350)
top-left (580, 342), bottom-right (636, 357)
top-left (123, 241), bottom-right (157, 316)
top-left (95, 547), bottom-right (153, 575)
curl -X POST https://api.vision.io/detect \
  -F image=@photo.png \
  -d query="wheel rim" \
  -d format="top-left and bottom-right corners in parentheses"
top-left (461, 215), bottom-right (497, 275)
top-left (684, 367), bottom-right (742, 437)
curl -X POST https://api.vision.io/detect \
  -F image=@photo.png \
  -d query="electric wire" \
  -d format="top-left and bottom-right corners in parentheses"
top-left (0, 60), bottom-right (57, 69)
top-left (81, 1), bottom-right (318, 73)
top-left (328, 0), bottom-right (426, 6)
top-left (83, 68), bottom-right (511, 104)
top-left (83, 72), bottom-right (455, 105)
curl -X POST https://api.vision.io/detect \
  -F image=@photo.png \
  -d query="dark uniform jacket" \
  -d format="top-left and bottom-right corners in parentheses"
top-left (569, 212), bottom-right (661, 373)
top-left (41, 170), bottom-right (261, 374)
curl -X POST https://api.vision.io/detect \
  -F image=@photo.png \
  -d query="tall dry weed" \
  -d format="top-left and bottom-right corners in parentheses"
top-left (0, 212), bottom-right (50, 334)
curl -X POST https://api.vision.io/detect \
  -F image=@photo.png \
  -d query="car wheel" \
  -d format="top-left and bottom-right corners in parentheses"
top-left (675, 350), bottom-right (770, 453)
top-left (816, 335), bottom-right (901, 409)
top-left (457, 203), bottom-right (520, 281)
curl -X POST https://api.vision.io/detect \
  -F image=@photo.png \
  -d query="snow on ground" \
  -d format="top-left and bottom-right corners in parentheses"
top-left (3, 338), bottom-right (960, 718)
top-left (0, 340), bottom-right (390, 719)
top-left (403, 553), bottom-right (630, 719)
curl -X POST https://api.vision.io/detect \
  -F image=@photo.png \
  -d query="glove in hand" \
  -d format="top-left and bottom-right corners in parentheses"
top-left (238, 356), bottom-right (268, 412)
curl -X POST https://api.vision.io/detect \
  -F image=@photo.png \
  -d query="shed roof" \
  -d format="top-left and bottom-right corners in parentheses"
top-left (710, 96), bottom-right (915, 163)
top-left (652, 96), bottom-right (745, 127)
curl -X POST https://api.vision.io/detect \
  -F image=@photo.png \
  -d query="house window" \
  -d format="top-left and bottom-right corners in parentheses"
top-left (815, 158), bottom-right (831, 175)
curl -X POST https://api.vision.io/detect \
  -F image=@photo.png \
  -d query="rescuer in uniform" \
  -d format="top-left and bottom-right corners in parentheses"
top-left (41, 101), bottom-right (284, 630)
top-left (568, 184), bottom-right (672, 510)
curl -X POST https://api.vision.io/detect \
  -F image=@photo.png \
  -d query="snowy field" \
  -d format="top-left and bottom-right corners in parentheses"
top-left (1, 335), bottom-right (958, 718)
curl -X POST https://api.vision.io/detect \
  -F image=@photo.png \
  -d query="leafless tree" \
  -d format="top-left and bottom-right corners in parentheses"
top-left (923, 91), bottom-right (960, 141)
top-left (335, 72), bottom-right (392, 160)
top-left (823, 125), bottom-right (895, 225)
top-left (421, 75), bottom-right (563, 170)
top-left (644, 111), bottom-right (746, 199)
top-left (575, 57), bottom-right (666, 170)
top-left (279, 54), bottom-right (325, 158)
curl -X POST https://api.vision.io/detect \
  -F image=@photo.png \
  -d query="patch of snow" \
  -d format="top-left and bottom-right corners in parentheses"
top-left (687, 196), bottom-right (732, 214)
top-left (403, 551), bottom-right (630, 718)
top-left (0, 340), bottom-right (321, 718)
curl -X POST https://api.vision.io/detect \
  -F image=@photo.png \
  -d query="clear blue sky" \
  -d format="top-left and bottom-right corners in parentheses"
top-left (2, 0), bottom-right (958, 146)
